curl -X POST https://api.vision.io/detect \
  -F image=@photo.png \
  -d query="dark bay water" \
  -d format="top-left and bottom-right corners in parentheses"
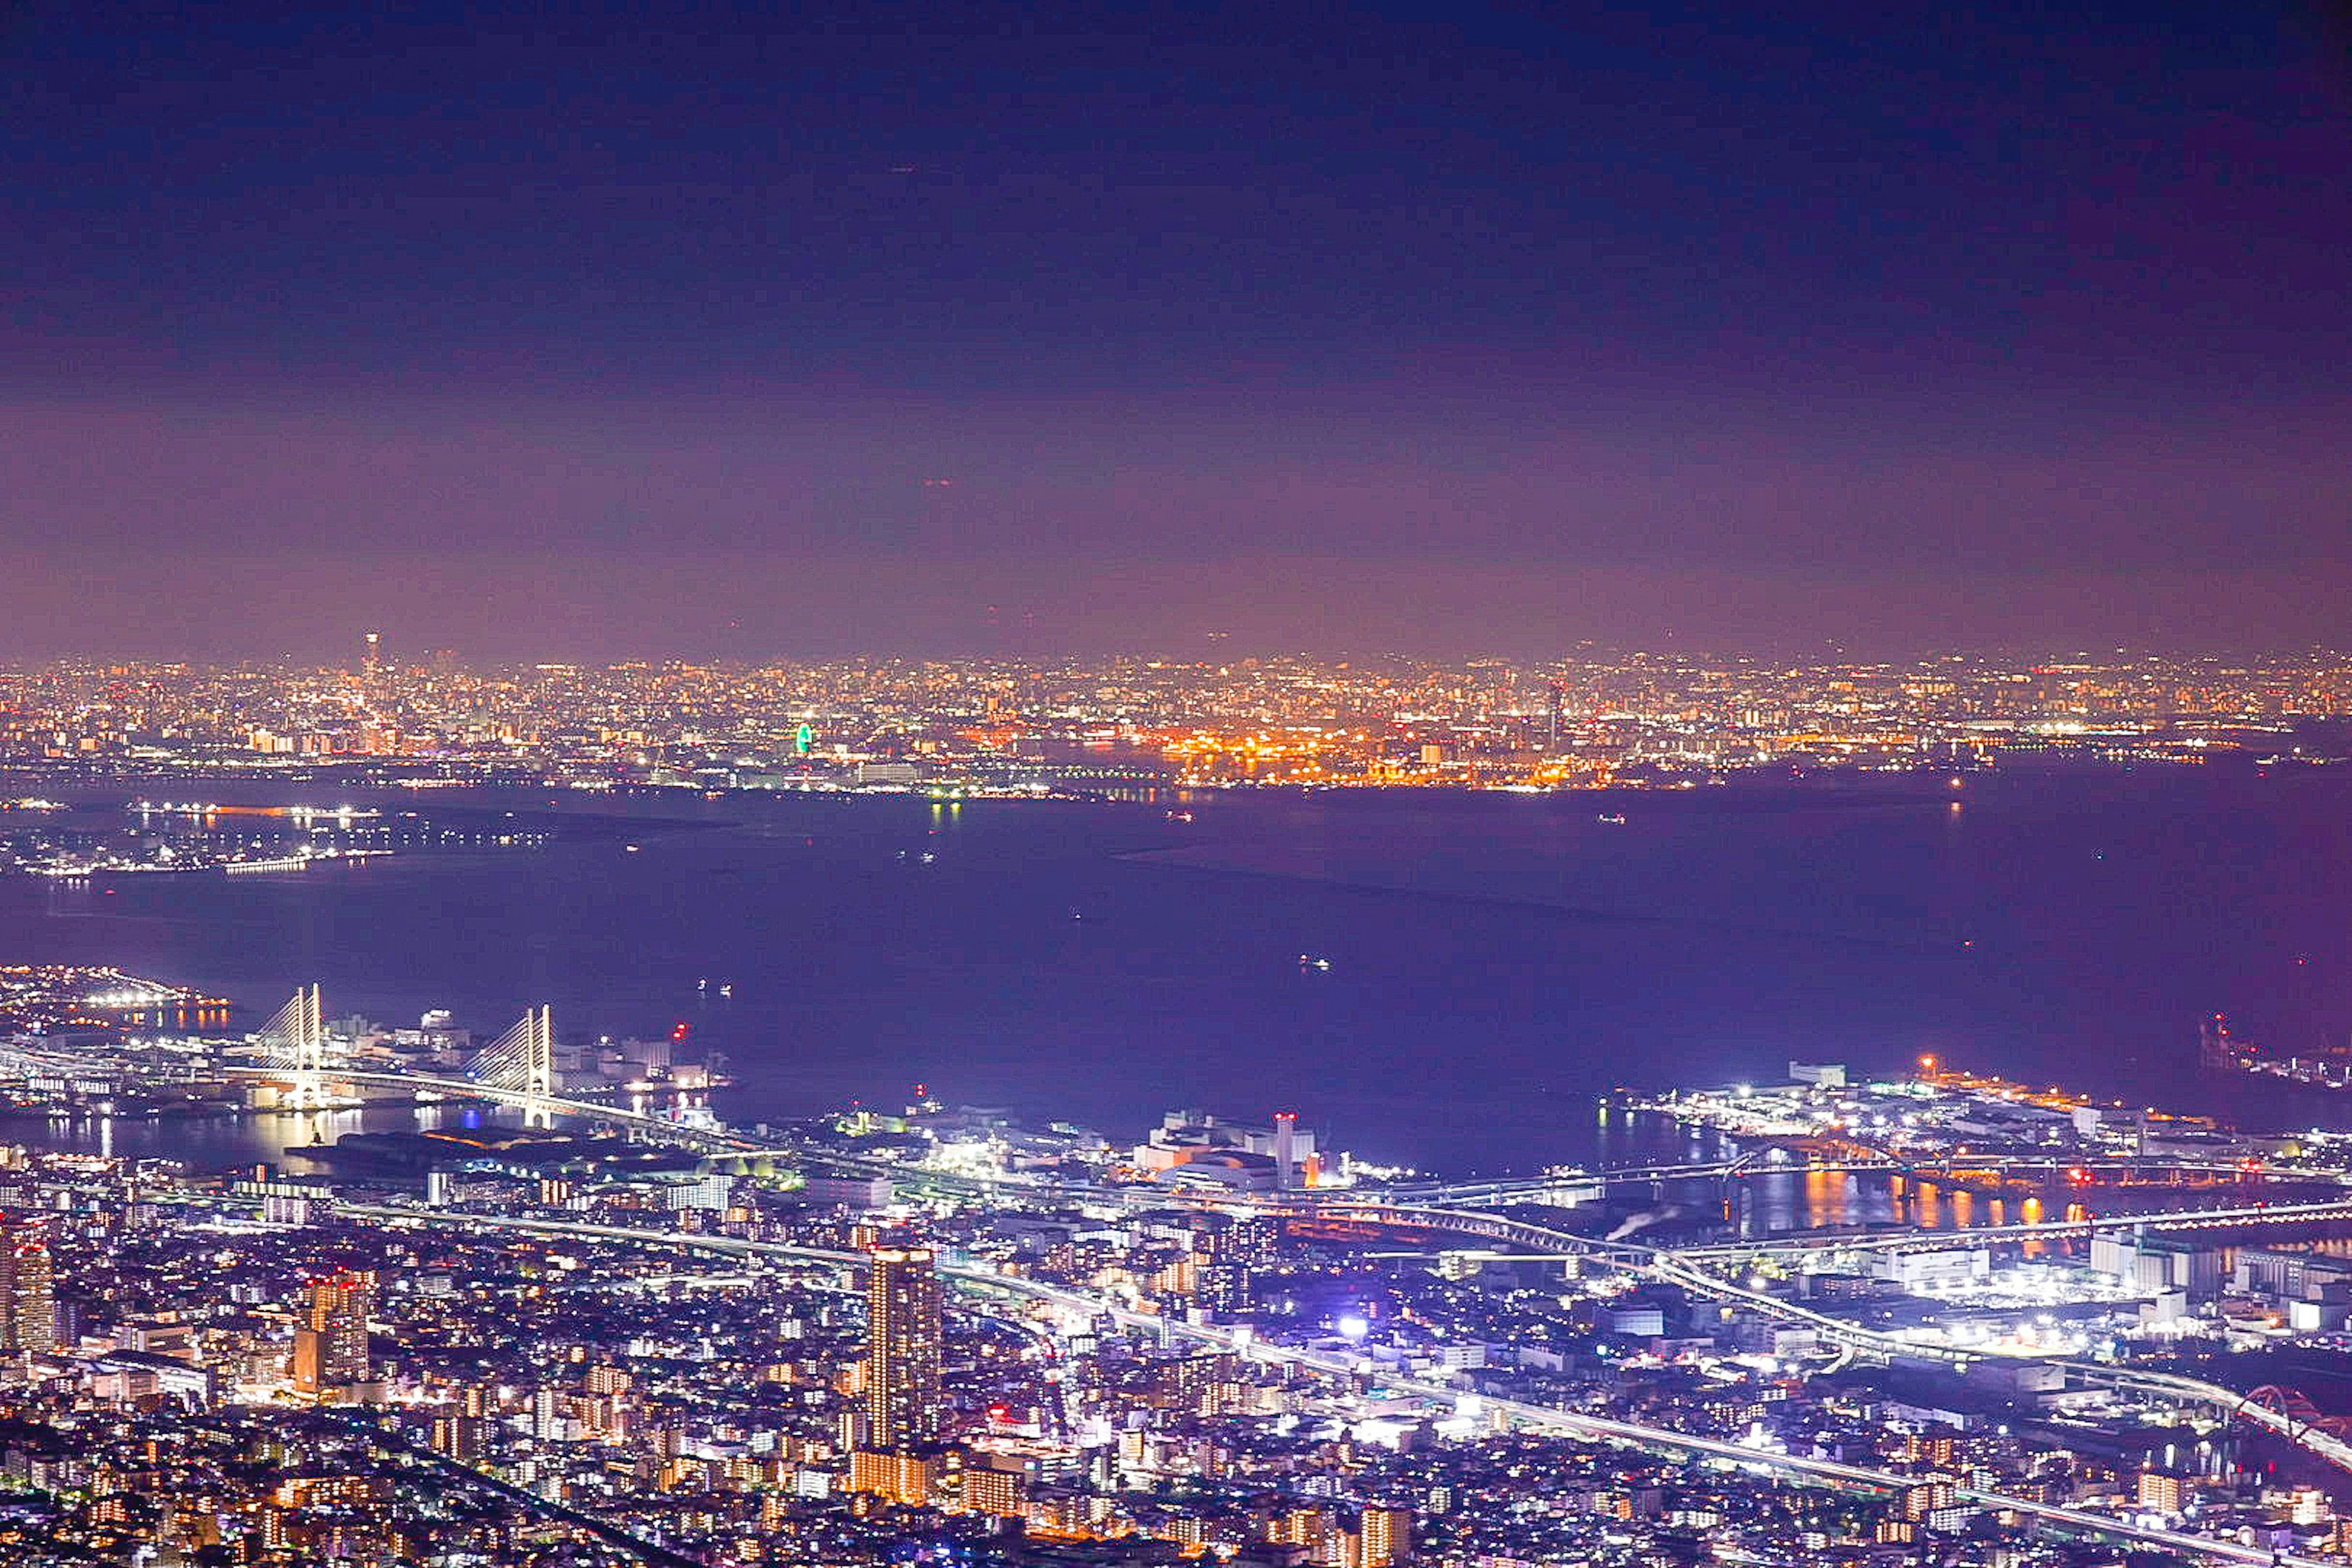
top-left (6, 769), bottom-right (2352, 1174)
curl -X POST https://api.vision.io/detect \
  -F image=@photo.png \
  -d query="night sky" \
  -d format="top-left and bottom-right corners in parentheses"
top-left (6, 1), bottom-right (2349, 660)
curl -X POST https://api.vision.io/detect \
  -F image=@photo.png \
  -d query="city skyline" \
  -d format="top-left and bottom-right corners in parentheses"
top-left (10, 4), bottom-right (2352, 1562)
top-left (13, 644), bottom-right (2352, 805)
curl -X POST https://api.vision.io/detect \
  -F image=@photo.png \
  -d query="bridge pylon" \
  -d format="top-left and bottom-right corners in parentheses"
top-left (523, 1005), bottom-right (554, 1127)
top-left (469, 1006), bottom-right (558, 1127)
top-left (526, 1005), bottom-right (554, 1099)
top-left (260, 984), bottom-right (330, 1110)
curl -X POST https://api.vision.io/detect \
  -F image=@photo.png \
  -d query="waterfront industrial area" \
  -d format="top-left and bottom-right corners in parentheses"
top-left (0, 797), bottom-right (555, 882)
top-left (9, 973), bottom-right (2352, 1563)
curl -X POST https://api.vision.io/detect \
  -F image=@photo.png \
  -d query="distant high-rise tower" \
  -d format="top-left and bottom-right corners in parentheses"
top-left (292, 1270), bottom-right (375, 1396)
top-left (362, 630), bottom-right (382, 680)
top-left (1198, 1212), bottom-right (1276, 1313)
top-left (865, 1247), bottom-right (943, 1448)
top-left (0, 1218), bottom-right (56, 1356)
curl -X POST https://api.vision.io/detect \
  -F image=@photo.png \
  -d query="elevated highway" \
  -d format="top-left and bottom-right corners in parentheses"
top-left (228, 1060), bottom-right (2352, 1249)
top-left (224, 1063), bottom-right (775, 1153)
top-left (1329, 1199), bottom-right (2352, 1477)
top-left (1676, 1196), bottom-right (2352, 1262)
top-left (211, 1052), bottom-right (2352, 1485)
top-left (330, 1201), bottom-right (2322, 1567)
top-left (1377, 1152), bottom-right (2338, 1209)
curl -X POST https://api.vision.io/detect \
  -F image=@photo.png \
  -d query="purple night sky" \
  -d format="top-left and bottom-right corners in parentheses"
top-left (4, 1), bottom-right (2348, 660)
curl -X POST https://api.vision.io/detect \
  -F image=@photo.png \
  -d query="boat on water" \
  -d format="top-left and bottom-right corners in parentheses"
top-left (1596, 812), bottom-right (1628, 825)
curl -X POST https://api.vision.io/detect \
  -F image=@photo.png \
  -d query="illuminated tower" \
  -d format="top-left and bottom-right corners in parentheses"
top-left (292, 1270), bottom-right (375, 1396)
top-left (865, 1246), bottom-right (942, 1448)
top-left (1198, 1213), bottom-right (1275, 1314)
top-left (0, 1218), bottom-right (56, 1356)
top-left (362, 631), bottom-right (382, 680)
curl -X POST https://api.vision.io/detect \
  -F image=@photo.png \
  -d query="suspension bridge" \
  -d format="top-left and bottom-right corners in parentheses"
top-left (200, 986), bottom-right (2352, 1480)
top-left (238, 987), bottom-right (572, 1133)
top-left (224, 987), bottom-right (905, 1168)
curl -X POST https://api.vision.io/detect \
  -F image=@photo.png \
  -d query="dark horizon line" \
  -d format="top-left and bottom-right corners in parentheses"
top-left (12, 643), bottom-right (2352, 671)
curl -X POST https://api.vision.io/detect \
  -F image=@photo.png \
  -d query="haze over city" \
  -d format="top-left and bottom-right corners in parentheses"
top-left (7, 0), bottom-right (2351, 658)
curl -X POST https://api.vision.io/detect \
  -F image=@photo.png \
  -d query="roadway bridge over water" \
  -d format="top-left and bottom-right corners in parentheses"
top-left (210, 1000), bottom-right (2352, 1482)
top-left (0, 1043), bottom-right (121, 1084)
top-left (222, 994), bottom-right (1097, 1204)
top-left (1374, 1151), bottom-right (2328, 1209)
top-left (222, 986), bottom-right (2334, 1210)
top-left (224, 1028), bottom-right (2352, 1261)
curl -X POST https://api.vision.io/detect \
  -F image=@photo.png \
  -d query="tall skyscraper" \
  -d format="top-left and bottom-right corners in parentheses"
top-left (1197, 1213), bottom-right (1276, 1314)
top-left (292, 1270), bottom-right (375, 1396)
top-left (865, 1246), bottom-right (942, 1449)
top-left (0, 1218), bottom-right (56, 1356)
top-left (361, 630), bottom-right (382, 680)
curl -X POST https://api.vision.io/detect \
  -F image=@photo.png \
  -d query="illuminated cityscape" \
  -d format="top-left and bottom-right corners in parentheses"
top-left (6, 0), bottom-right (2351, 1560)
top-left (5, 647), bottom-right (2352, 803)
top-left (0, 979), bottom-right (2348, 1562)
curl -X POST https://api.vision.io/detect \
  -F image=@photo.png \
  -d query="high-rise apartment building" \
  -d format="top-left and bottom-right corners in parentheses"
top-left (865, 1246), bottom-right (943, 1449)
top-left (963, 1461), bottom-right (1026, 1517)
top-left (1361, 1504), bottom-right (1414, 1566)
top-left (0, 1218), bottom-right (56, 1356)
top-left (292, 1270), bottom-right (375, 1397)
